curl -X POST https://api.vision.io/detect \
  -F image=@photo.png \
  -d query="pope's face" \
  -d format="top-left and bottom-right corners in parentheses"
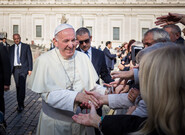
top-left (54, 28), bottom-right (77, 59)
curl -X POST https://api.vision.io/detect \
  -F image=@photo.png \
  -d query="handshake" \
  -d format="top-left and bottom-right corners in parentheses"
top-left (75, 69), bottom-right (139, 109)
top-left (75, 90), bottom-right (108, 109)
top-left (75, 84), bottom-right (140, 110)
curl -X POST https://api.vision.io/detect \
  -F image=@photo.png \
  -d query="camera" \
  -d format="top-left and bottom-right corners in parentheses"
top-left (131, 46), bottom-right (143, 65)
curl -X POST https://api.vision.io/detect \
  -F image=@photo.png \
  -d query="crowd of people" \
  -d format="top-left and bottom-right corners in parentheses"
top-left (0, 12), bottom-right (185, 135)
top-left (72, 12), bottom-right (185, 135)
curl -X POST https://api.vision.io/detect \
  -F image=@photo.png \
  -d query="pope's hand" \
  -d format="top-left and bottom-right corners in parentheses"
top-left (85, 91), bottom-right (106, 107)
top-left (75, 92), bottom-right (100, 108)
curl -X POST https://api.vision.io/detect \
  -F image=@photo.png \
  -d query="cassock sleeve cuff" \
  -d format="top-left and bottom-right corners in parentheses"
top-left (45, 90), bottom-right (78, 112)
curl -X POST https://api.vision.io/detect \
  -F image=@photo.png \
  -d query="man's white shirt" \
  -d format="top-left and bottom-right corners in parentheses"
top-left (14, 43), bottom-right (22, 66)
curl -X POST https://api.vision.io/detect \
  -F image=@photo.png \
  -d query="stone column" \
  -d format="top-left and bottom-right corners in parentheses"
top-left (25, 13), bottom-right (32, 44)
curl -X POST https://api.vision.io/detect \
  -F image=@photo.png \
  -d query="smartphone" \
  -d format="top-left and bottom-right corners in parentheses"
top-left (131, 46), bottom-right (143, 65)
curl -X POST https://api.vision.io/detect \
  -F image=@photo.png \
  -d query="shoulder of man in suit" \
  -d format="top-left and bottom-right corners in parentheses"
top-left (93, 47), bottom-right (104, 54)
top-left (21, 42), bottom-right (26, 45)
top-left (22, 43), bottom-right (31, 47)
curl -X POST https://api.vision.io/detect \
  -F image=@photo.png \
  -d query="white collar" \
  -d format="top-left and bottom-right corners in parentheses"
top-left (80, 47), bottom-right (92, 55)
top-left (15, 42), bottom-right (21, 46)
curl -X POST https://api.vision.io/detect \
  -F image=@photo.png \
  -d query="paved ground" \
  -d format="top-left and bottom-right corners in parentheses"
top-left (4, 77), bottom-right (42, 135)
top-left (2, 45), bottom-right (46, 135)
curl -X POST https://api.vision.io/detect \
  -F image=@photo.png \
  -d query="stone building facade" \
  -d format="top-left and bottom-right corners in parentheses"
top-left (0, 0), bottom-right (185, 48)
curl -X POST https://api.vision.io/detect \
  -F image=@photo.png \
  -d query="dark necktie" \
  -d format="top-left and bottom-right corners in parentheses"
top-left (17, 45), bottom-right (21, 64)
top-left (84, 51), bottom-right (89, 57)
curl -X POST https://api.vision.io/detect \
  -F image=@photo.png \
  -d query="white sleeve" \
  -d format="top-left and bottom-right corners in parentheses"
top-left (91, 84), bottom-right (106, 95)
top-left (41, 89), bottom-right (78, 112)
top-left (108, 93), bottom-right (134, 109)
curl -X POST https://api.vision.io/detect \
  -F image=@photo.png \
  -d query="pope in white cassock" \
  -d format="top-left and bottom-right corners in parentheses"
top-left (28, 24), bottom-right (106, 135)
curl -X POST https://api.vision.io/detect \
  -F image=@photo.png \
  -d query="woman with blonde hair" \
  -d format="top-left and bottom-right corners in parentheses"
top-left (72, 45), bottom-right (185, 135)
top-left (138, 45), bottom-right (185, 135)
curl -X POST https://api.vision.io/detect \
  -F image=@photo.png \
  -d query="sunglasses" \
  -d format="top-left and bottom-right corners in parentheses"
top-left (79, 39), bottom-right (90, 44)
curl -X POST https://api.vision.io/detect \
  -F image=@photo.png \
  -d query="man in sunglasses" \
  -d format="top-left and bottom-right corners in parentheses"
top-left (76, 27), bottom-right (113, 84)
top-left (76, 27), bottom-right (114, 135)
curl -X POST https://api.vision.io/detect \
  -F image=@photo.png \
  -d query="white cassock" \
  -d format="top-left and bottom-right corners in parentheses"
top-left (28, 48), bottom-right (106, 135)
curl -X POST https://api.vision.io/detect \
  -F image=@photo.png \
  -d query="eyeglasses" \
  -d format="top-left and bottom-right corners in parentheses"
top-left (79, 39), bottom-right (90, 44)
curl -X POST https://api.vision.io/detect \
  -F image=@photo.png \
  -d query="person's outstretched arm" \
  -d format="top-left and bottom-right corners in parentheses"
top-left (155, 12), bottom-right (185, 26)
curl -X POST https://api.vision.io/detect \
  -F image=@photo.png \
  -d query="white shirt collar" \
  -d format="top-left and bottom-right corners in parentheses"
top-left (80, 47), bottom-right (92, 61)
top-left (15, 42), bottom-right (21, 46)
top-left (80, 47), bottom-right (92, 55)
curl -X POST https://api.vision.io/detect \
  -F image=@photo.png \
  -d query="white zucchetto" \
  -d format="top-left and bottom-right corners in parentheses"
top-left (54, 24), bottom-right (73, 36)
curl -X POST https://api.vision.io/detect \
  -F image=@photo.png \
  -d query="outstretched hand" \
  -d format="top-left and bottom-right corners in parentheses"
top-left (72, 103), bottom-right (101, 128)
top-left (126, 106), bottom-right (137, 115)
top-left (85, 91), bottom-right (105, 107)
top-left (111, 69), bottom-right (134, 80)
top-left (155, 12), bottom-right (185, 26)
top-left (128, 88), bottom-right (140, 103)
top-left (80, 90), bottom-right (109, 109)
top-left (75, 92), bottom-right (100, 108)
top-left (110, 69), bottom-right (134, 88)
top-left (103, 83), bottom-right (115, 94)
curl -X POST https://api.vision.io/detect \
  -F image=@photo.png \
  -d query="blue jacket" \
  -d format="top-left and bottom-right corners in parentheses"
top-left (103, 47), bottom-right (116, 70)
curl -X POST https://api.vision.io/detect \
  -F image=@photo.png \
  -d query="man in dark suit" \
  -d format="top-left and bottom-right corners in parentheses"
top-left (9, 34), bottom-right (33, 112)
top-left (103, 41), bottom-right (117, 73)
top-left (76, 27), bottom-right (113, 135)
top-left (76, 27), bottom-right (113, 84)
top-left (0, 44), bottom-right (11, 127)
